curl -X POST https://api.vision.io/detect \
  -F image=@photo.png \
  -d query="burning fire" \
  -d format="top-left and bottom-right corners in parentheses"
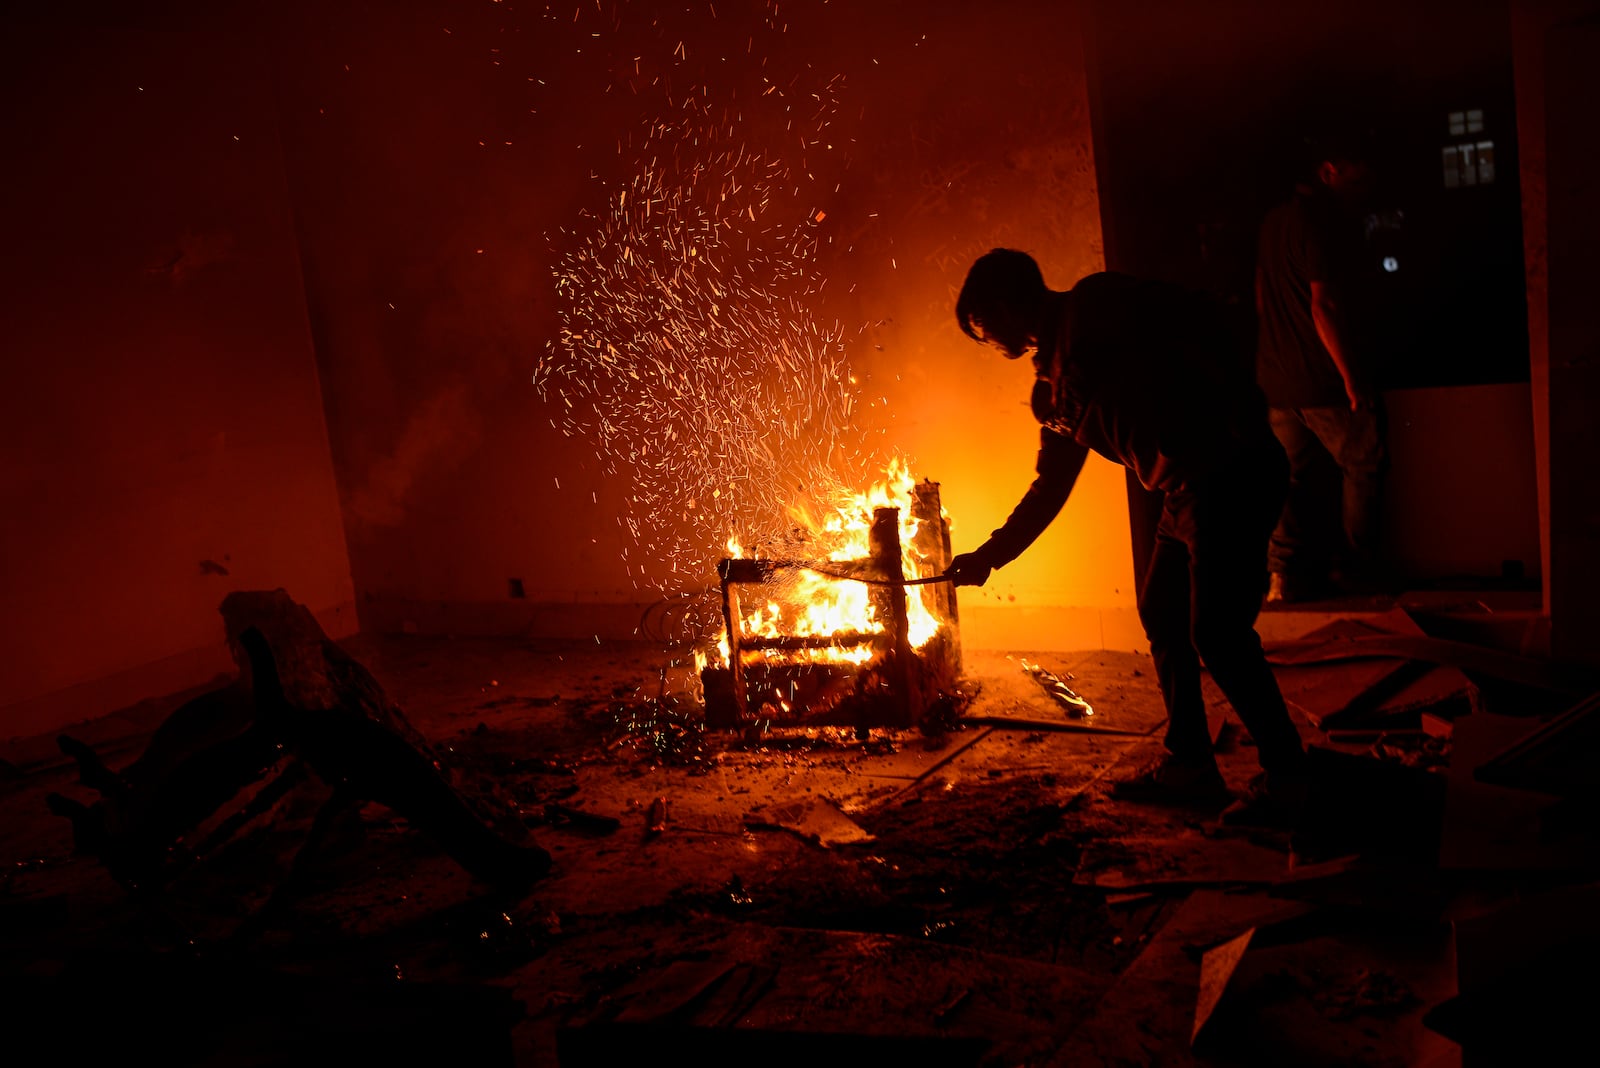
top-left (706, 457), bottom-right (947, 668)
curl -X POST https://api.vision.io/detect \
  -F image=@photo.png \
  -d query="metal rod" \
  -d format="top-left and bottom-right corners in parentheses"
top-left (737, 631), bottom-right (880, 651)
top-left (717, 556), bottom-right (950, 587)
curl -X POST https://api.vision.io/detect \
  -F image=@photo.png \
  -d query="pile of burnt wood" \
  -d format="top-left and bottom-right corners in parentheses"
top-left (48, 590), bottom-right (550, 940)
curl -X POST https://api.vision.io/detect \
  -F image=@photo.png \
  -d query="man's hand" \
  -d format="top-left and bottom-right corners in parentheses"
top-left (1344, 379), bottom-right (1374, 413)
top-left (947, 551), bottom-right (995, 588)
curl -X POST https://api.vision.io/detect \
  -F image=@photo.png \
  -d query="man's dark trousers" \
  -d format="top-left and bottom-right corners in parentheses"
top-left (1268, 404), bottom-right (1385, 581)
top-left (1137, 440), bottom-right (1305, 775)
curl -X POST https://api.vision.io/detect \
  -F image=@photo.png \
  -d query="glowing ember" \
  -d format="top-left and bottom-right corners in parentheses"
top-left (534, 1), bottom-right (876, 624)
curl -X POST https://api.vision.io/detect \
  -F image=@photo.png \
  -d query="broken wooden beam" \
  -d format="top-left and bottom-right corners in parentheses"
top-left (1265, 633), bottom-right (1595, 694)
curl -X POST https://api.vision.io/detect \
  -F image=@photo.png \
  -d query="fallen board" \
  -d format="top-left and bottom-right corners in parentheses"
top-left (1074, 835), bottom-right (1292, 890)
top-left (1438, 713), bottom-right (1583, 872)
top-left (1049, 890), bottom-right (1317, 1065)
top-left (962, 650), bottom-right (1170, 736)
top-left (745, 796), bottom-right (876, 847)
top-left (1270, 611), bottom-right (1476, 730)
top-left (1266, 633), bottom-right (1593, 694)
top-left (561, 923), bottom-right (1112, 1067)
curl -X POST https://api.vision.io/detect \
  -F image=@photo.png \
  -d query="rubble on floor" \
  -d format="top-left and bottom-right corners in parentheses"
top-left (4, 601), bottom-right (1600, 1065)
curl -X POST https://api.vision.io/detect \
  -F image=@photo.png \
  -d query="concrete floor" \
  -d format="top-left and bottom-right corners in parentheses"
top-left (0, 635), bottom-right (1468, 1065)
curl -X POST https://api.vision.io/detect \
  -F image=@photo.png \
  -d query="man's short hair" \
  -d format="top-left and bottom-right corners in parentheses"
top-left (1303, 126), bottom-right (1375, 174)
top-left (956, 248), bottom-right (1045, 341)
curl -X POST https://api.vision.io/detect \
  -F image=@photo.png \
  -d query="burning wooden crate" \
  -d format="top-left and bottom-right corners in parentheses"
top-left (700, 479), bottom-right (961, 730)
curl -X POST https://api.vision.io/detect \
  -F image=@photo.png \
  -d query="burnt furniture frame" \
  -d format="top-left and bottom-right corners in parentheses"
top-left (704, 480), bottom-right (959, 730)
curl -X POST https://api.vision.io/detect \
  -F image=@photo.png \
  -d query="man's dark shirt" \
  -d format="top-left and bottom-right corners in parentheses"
top-left (980, 272), bottom-right (1272, 568)
top-left (1255, 190), bottom-right (1356, 408)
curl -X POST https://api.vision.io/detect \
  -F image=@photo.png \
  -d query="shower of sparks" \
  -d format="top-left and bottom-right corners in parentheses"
top-left (534, 0), bottom-right (887, 613)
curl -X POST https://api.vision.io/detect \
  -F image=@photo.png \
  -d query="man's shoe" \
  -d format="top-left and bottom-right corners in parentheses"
top-left (1266, 572), bottom-right (1335, 605)
top-left (1111, 756), bottom-right (1230, 808)
top-left (1220, 771), bottom-right (1309, 829)
top-left (1267, 572), bottom-right (1324, 604)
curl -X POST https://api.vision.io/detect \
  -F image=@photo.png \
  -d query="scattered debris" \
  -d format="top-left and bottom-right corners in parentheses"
top-left (1019, 659), bottom-right (1093, 718)
top-left (963, 649), bottom-right (1169, 735)
top-left (918, 690), bottom-right (972, 736)
top-left (606, 694), bottom-right (707, 764)
top-left (1206, 706), bottom-right (1231, 746)
top-left (874, 727), bottom-right (994, 807)
top-left (721, 874), bottom-right (755, 908)
top-left (45, 590), bottom-right (551, 923)
top-left (1298, 745), bottom-right (1447, 860)
top-left (1314, 967), bottom-right (1416, 1020)
top-left (645, 796), bottom-right (669, 837)
top-left (933, 986), bottom-right (971, 1025)
top-left (5, 952), bottom-right (524, 1064)
top-left (1440, 713), bottom-right (1588, 871)
top-left (1420, 711), bottom-right (1454, 740)
top-left (543, 803), bottom-right (621, 835)
top-left (559, 925), bottom-right (1101, 1065)
top-left (610, 958), bottom-right (744, 1024)
top-left (1270, 856), bottom-right (1444, 916)
top-left (745, 797), bottom-right (875, 847)
top-left (1475, 687), bottom-right (1600, 798)
top-left (1368, 730), bottom-right (1450, 770)
top-left (1427, 883), bottom-right (1600, 1061)
top-left (510, 756), bottom-right (576, 775)
top-left (1326, 727), bottom-right (1451, 768)
top-left (960, 713), bottom-right (1152, 737)
top-left (1194, 928), bottom-right (1255, 1045)
top-left (1075, 836), bottom-right (1291, 891)
top-left (18, 599), bottom-right (1568, 1065)
top-left (1051, 891), bottom-right (1316, 1063)
top-left (1267, 616), bottom-right (1594, 695)
top-left (1270, 610), bottom-right (1478, 730)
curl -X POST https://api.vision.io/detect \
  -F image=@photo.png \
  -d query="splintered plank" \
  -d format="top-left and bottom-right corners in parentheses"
top-left (1049, 890), bottom-right (1316, 1066)
top-left (962, 649), bottom-right (1169, 736)
top-left (1267, 619), bottom-right (1593, 696)
top-left (561, 924), bottom-right (1111, 1066)
top-left (744, 796), bottom-right (876, 847)
top-left (1439, 712), bottom-right (1588, 872)
top-left (1073, 835), bottom-right (1293, 891)
top-left (1268, 609), bottom-right (1477, 729)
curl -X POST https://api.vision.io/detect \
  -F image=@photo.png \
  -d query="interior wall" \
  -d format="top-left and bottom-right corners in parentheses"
top-left (275, 0), bottom-right (1135, 649)
top-left (0, 16), bottom-right (357, 739)
top-left (1382, 384), bottom-right (1541, 582)
top-left (1512, 0), bottom-right (1600, 663)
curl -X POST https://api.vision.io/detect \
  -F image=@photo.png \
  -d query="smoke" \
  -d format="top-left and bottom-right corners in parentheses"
top-left (346, 381), bottom-right (482, 530)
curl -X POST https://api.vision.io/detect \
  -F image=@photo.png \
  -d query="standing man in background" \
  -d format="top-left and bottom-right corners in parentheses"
top-left (1256, 132), bottom-right (1386, 602)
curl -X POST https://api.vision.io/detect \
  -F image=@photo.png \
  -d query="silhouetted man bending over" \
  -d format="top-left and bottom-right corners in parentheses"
top-left (946, 249), bottom-right (1307, 825)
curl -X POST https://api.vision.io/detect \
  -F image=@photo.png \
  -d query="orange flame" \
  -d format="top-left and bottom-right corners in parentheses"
top-left (712, 457), bottom-right (946, 666)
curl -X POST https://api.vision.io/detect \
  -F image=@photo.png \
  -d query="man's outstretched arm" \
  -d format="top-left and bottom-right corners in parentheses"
top-left (948, 428), bottom-right (1089, 586)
